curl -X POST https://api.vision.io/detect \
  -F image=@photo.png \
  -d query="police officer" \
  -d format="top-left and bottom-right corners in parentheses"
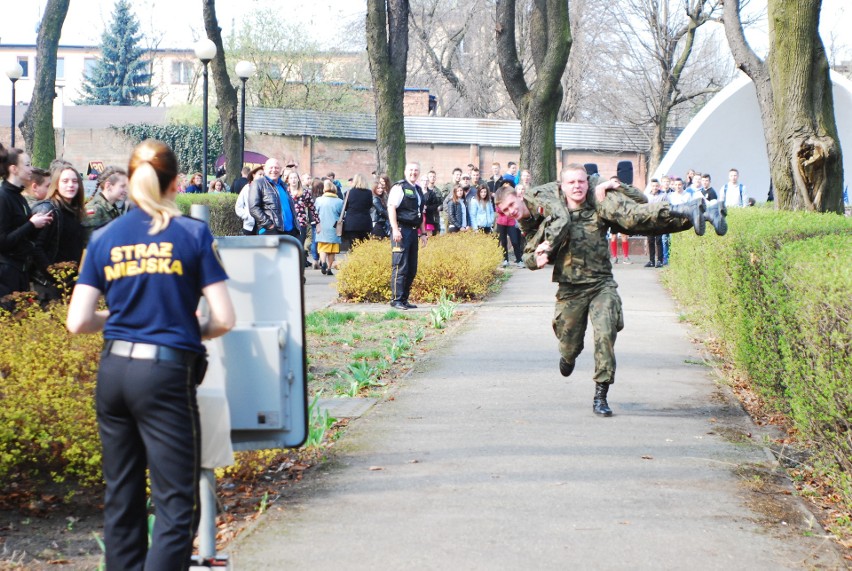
top-left (67, 140), bottom-right (235, 570)
top-left (387, 162), bottom-right (427, 310)
top-left (81, 166), bottom-right (128, 242)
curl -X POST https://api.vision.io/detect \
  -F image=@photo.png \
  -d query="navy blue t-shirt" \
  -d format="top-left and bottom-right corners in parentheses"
top-left (77, 208), bottom-right (229, 353)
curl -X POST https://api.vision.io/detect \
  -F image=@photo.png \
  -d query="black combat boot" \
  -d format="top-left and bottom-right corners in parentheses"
top-left (670, 198), bottom-right (706, 236)
top-left (559, 357), bottom-right (575, 377)
top-left (704, 202), bottom-right (728, 236)
top-left (593, 383), bottom-right (613, 417)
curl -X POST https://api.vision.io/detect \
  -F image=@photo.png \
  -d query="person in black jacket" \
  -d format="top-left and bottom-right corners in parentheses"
top-left (422, 170), bottom-right (442, 236)
top-left (371, 174), bottom-right (391, 238)
top-left (342, 173), bottom-right (374, 244)
top-left (31, 165), bottom-right (86, 299)
top-left (0, 144), bottom-right (53, 297)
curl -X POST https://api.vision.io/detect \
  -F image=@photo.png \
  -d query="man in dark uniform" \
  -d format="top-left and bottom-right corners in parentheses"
top-left (388, 162), bottom-right (427, 310)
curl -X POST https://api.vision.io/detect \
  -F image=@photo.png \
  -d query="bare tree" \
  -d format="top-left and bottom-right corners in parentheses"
top-left (203, 0), bottom-right (241, 184)
top-left (599, 0), bottom-right (728, 175)
top-left (366, 0), bottom-right (409, 180)
top-left (723, 0), bottom-right (843, 212)
top-left (496, 0), bottom-right (571, 184)
top-left (408, 0), bottom-right (512, 117)
top-left (20, 0), bottom-right (70, 167)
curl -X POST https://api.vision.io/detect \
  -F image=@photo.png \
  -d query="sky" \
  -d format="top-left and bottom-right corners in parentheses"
top-left (0, 0), bottom-right (850, 62)
top-left (0, 0), bottom-right (367, 50)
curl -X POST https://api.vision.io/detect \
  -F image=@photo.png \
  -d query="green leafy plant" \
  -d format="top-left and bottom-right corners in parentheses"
top-left (336, 361), bottom-right (382, 397)
top-left (306, 392), bottom-right (336, 448)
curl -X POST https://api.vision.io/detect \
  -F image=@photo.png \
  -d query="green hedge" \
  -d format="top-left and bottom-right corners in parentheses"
top-left (663, 207), bottom-right (852, 499)
top-left (175, 193), bottom-right (242, 237)
top-left (336, 232), bottom-right (504, 303)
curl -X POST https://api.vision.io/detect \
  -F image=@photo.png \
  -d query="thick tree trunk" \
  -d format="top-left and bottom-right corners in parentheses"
top-left (496, 0), bottom-right (570, 185)
top-left (366, 0), bottom-right (409, 181)
top-left (767, 0), bottom-right (843, 212)
top-left (20, 0), bottom-right (70, 167)
top-left (203, 0), bottom-right (241, 184)
top-left (724, 0), bottom-right (843, 212)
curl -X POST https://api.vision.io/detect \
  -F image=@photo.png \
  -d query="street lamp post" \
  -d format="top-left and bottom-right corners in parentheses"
top-left (5, 63), bottom-right (23, 148)
top-left (194, 39), bottom-right (217, 189)
top-left (235, 60), bottom-right (256, 168)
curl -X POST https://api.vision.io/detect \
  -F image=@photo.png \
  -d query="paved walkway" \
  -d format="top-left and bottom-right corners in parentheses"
top-left (232, 265), bottom-right (844, 569)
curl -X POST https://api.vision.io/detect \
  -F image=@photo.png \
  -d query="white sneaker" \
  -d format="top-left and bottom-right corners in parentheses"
top-left (501, 260), bottom-right (509, 267)
top-left (516, 261), bottom-right (524, 268)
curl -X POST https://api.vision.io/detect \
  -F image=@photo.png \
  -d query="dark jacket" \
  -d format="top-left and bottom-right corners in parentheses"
top-left (185, 184), bottom-right (205, 194)
top-left (0, 180), bottom-right (37, 266)
top-left (372, 194), bottom-right (389, 237)
top-left (31, 199), bottom-right (85, 271)
top-left (342, 187), bottom-right (373, 233)
top-left (445, 199), bottom-right (467, 229)
top-left (248, 176), bottom-right (298, 232)
top-left (422, 186), bottom-right (442, 228)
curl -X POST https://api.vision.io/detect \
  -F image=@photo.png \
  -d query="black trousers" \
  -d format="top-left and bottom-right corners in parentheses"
top-left (497, 224), bottom-right (522, 262)
top-left (97, 353), bottom-right (202, 571)
top-left (647, 235), bottom-right (664, 263)
top-left (390, 226), bottom-right (419, 303)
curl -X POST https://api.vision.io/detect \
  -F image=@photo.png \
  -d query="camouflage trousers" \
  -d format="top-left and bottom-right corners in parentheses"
top-left (598, 192), bottom-right (693, 236)
top-left (552, 279), bottom-right (624, 384)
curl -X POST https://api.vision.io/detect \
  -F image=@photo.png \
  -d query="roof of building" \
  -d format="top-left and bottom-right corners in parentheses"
top-left (1, 103), bottom-right (653, 153)
top-left (246, 108), bottom-right (652, 153)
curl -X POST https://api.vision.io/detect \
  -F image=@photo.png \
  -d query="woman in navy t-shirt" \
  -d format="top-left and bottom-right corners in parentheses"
top-left (67, 140), bottom-right (235, 570)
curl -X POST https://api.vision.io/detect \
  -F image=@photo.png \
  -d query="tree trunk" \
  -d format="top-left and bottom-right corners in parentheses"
top-left (767, 0), bottom-right (843, 212)
top-left (496, 0), bottom-right (571, 185)
top-left (20, 0), bottom-right (70, 167)
top-left (203, 0), bottom-right (241, 184)
top-left (724, 0), bottom-right (843, 212)
top-left (366, 0), bottom-right (409, 181)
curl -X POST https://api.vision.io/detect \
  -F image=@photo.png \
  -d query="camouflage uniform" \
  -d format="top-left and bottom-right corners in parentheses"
top-left (518, 176), bottom-right (693, 385)
top-left (82, 191), bottom-right (121, 242)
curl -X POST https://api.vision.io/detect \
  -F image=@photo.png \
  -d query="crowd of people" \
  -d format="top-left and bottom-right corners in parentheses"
top-left (0, 143), bottom-right (130, 301)
top-left (1, 139), bottom-right (746, 302)
top-left (641, 167), bottom-right (748, 267)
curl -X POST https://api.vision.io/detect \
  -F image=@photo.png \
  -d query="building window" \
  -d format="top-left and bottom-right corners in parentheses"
top-left (84, 58), bottom-right (98, 78)
top-left (17, 56), bottom-right (29, 78)
top-left (56, 58), bottom-right (65, 80)
top-left (170, 60), bottom-right (193, 84)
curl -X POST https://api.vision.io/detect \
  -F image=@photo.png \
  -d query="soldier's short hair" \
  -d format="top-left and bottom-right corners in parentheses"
top-left (561, 163), bottom-right (588, 179)
top-left (494, 183), bottom-right (518, 205)
top-left (97, 166), bottom-right (128, 190)
top-left (452, 167), bottom-right (463, 175)
top-left (30, 167), bottom-right (50, 186)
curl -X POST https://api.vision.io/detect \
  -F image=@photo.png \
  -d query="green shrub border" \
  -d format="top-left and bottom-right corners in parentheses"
top-left (663, 207), bottom-right (852, 503)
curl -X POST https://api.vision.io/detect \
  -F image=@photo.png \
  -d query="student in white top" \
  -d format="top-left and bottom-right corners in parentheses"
top-left (720, 168), bottom-right (748, 208)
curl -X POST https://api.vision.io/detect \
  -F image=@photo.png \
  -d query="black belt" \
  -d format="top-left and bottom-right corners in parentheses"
top-left (104, 340), bottom-right (199, 366)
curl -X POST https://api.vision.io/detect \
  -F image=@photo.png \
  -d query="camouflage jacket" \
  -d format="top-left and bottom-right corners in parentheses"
top-left (519, 176), bottom-right (648, 283)
top-left (82, 191), bottom-right (121, 240)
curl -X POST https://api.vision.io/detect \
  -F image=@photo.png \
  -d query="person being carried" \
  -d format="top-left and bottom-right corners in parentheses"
top-left (495, 164), bottom-right (726, 417)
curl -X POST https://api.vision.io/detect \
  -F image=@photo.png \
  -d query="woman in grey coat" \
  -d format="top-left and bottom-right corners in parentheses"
top-left (313, 180), bottom-right (344, 275)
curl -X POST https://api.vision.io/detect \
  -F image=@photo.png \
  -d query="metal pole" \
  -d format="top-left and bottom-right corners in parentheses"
top-left (10, 79), bottom-right (16, 148)
top-left (198, 469), bottom-right (217, 560)
top-left (202, 60), bottom-right (210, 189)
top-left (239, 77), bottom-right (247, 167)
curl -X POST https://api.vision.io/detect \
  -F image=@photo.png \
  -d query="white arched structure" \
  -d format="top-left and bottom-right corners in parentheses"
top-left (654, 71), bottom-right (852, 202)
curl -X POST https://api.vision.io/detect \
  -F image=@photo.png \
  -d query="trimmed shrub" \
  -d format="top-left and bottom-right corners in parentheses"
top-left (663, 207), bottom-right (852, 503)
top-left (0, 295), bottom-right (103, 487)
top-left (175, 193), bottom-right (242, 237)
top-left (336, 232), bottom-right (504, 303)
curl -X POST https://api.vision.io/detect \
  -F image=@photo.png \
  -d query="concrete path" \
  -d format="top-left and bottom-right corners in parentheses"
top-left (232, 264), bottom-right (844, 569)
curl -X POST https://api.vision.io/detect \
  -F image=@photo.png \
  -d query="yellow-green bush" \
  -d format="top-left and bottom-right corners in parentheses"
top-left (336, 232), bottom-right (504, 302)
top-left (663, 207), bottom-right (852, 502)
top-left (175, 193), bottom-right (242, 237)
top-left (0, 295), bottom-right (103, 487)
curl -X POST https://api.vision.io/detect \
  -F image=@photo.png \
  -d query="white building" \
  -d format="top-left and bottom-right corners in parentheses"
top-left (0, 43), bottom-right (202, 108)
